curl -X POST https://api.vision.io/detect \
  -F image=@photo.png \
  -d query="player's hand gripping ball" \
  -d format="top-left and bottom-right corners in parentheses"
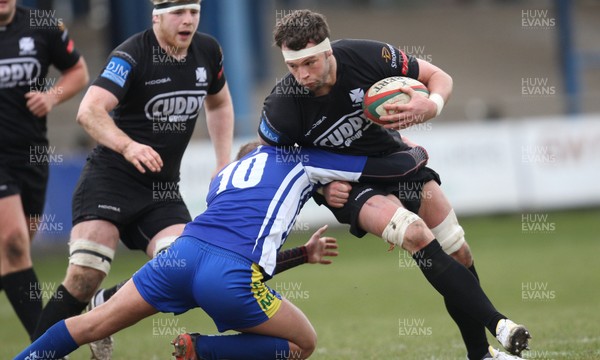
top-left (363, 76), bottom-right (429, 125)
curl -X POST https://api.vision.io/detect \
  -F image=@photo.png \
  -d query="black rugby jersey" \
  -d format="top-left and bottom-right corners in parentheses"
top-left (91, 29), bottom-right (226, 182)
top-left (259, 39), bottom-right (419, 156)
top-left (0, 6), bottom-right (80, 162)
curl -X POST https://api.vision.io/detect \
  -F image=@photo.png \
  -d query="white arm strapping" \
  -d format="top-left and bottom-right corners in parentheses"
top-left (429, 93), bottom-right (445, 116)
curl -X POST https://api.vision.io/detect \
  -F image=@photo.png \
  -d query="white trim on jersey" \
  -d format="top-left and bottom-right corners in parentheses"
top-left (304, 166), bottom-right (362, 185)
top-left (255, 163), bottom-right (311, 274)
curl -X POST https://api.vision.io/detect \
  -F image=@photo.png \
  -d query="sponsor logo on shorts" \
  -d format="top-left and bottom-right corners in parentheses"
top-left (313, 109), bottom-right (373, 148)
top-left (354, 188), bottom-right (373, 201)
top-left (144, 90), bottom-right (206, 122)
top-left (100, 56), bottom-right (132, 87)
top-left (251, 264), bottom-right (281, 318)
top-left (0, 57), bottom-right (42, 89)
top-left (98, 204), bottom-right (120, 213)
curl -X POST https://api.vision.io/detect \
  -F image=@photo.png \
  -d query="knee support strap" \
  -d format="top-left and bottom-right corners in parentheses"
top-left (68, 239), bottom-right (115, 275)
top-left (382, 207), bottom-right (422, 249)
top-left (152, 235), bottom-right (178, 257)
top-left (430, 209), bottom-right (465, 255)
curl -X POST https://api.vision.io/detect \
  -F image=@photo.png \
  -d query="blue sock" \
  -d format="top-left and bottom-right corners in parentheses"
top-left (14, 320), bottom-right (78, 360)
top-left (196, 333), bottom-right (290, 360)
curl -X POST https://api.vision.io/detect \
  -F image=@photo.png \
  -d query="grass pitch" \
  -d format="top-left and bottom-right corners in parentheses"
top-left (2, 208), bottom-right (599, 359)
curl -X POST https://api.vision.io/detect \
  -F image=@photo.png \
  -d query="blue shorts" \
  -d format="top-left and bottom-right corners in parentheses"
top-left (132, 236), bottom-right (282, 332)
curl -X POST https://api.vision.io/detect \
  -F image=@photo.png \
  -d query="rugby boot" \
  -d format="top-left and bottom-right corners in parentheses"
top-left (172, 333), bottom-right (200, 360)
top-left (495, 319), bottom-right (531, 356)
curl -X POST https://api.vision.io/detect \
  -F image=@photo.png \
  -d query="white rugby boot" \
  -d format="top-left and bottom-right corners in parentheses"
top-left (87, 289), bottom-right (114, 360)
top-left (478, 345), bottom-right (526, 359)
top-left (495, 319), bottom-right (531, 356)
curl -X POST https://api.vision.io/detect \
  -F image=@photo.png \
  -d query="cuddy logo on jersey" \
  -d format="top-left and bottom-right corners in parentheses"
top-left (19, 37), bottom-right (37, 55)
top-left (100, 56), bottom-right (132, 87)
top-left (313, 109), bottom-right (373, 148)
top-left (145, 90), bottom-right (206, 122)
top-left (349, 88), bottom-right (364, 106)
top-left (0, 58), bottom-right (42, 88)
top-left (195, 67), bottom-right (207, 86)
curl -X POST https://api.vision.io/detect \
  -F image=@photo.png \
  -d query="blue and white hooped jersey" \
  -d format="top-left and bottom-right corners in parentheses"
top-left (181, 146), bottom-right (367, 275)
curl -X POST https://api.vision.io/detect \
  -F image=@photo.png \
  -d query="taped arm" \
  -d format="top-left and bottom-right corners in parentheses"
top-left (359, 146), bottom-right (429, 183)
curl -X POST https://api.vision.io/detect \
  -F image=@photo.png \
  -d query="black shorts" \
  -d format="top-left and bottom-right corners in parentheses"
top-left (72, 158), bottom-right (192, 252)
top-left (313, 167), bottom-right (441, 237)
top-left (0, 161), bottom-right (49, 217)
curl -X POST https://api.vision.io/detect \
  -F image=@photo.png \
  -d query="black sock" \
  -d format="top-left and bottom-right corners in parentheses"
top-left (1, 268), bottom-right (42, 339)
top-left (101, 279), bottom-right (128, 302)
top-left (0, 277), bottom-right (3, 292)
top-left (413, 240), bottom-right (505, 336)
top-left (33, 284), bottom-right (88, 340)
top-left (444, 263), bottom-right (490, 360)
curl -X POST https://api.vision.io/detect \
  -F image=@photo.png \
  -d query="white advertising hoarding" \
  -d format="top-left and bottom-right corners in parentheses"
top-left (180, 115), bottom-right (600, 225)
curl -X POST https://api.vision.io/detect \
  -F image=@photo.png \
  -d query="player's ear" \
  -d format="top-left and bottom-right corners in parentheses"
top-left (324, 49), bottom-right (333, 57)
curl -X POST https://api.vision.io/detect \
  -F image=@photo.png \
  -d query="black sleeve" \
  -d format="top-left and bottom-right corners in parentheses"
top-left (257, 88), bottom-right (301, 146)
top-left (359, 146), bottom-right (429, 183)
top-left (47, 24), bottom-right (81, 71)
top-left (202, 34), bottom-right (227, 95)
top-left (337, 39), bottom-right (420, 80)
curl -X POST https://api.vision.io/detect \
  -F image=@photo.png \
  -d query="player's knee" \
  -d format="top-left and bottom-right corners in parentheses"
top-left (403, 220), bottom-right (435, 251)
top-left (66, 239), bottom-right (115, 300)
top-left (450, 243), bottom-right (473, 267)
top-left (75, 316), bottom-right (108, 344)
top-left (65, 264), bottom-right (106, 301)
top-left (296, 329), bottom-right (317, 358)
top-left (0, 226), bottom-right (29, 263)
top-left (382, 207), bottom-right (432, 251)
top-left (430, 209), bottom-right (466, 256)
top-left (151, 235), bottom-right (178, 258)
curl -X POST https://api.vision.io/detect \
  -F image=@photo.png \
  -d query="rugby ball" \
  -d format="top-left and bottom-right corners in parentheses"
top-left (363, 76), bottom-right (429, 125)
